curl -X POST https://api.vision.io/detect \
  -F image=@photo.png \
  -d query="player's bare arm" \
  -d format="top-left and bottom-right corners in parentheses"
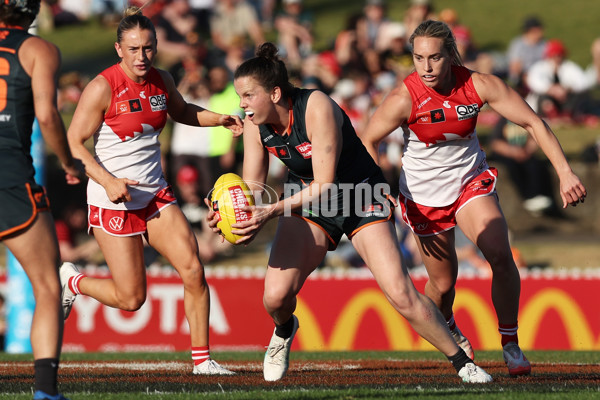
top-left (67, 76), bottom-right (138, 203)
top-left (161, 69), bottom-right (243, 135)
top-left (360, 84), bottom-right (412, 164)
top-left (24, 36), bottom-right (81, 182)
top-left (472, 71), bottom-right (586, 207)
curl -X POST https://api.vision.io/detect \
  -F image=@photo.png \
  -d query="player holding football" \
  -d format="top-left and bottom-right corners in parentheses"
top-left (360, 20), bottom-right (586, 376)
top-left (207, 42), bottom-right (492, 383)
top-left (61, 6), bottom-right (243, 375)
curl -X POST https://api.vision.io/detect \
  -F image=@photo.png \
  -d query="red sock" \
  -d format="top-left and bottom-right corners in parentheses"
top-left (192, 346), bottom-right (210, 366)
top-left (499, 323), bottom-right (519, 346)
top-left (68, 274), bottom-right (85, 295)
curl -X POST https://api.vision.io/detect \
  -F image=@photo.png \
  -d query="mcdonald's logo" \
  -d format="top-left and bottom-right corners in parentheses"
top-left (293, 287), bottom-right (600, 351)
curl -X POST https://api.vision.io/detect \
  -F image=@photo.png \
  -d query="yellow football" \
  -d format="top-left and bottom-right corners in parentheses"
top-left (210, 173), bottom-right (255, 244)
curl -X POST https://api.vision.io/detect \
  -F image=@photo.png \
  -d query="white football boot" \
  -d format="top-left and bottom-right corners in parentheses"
top-left (192, 359), bottom-right (235, 375)
top-left (263, 315), bottom-right (299, 381)
top-left (458, 362), bottom-right (493, 383)
top-left (60, 262), bottom-right (80, 320)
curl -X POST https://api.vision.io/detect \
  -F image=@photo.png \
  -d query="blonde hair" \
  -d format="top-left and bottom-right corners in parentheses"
top-left (117, 6), bottom-right (156, 44)
top-left (409, 20), bottom-right (463, 66)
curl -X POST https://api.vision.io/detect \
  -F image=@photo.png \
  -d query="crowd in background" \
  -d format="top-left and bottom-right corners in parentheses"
top-left (38, 0), bottom-right (600, 272)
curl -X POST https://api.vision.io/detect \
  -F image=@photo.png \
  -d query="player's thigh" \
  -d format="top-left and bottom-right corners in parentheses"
top-left (92, 227), bottom-right (147, 292)
top-left (265, 216), bottom-right (329, 296)
top-left (456, 195), bottom-right (512, 256)
top-left (352, 220), bottom-right (407, 281)
top-left (145, 204), bottom-right (199, 269)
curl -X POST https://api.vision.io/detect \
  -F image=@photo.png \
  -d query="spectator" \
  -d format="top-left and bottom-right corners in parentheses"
top-left (154, 0), bottom-right (200, 69)
top-left (175, 165), bottom-right (231, 263)
top-left (170, 75), bottom-right (213, 198)
top-left (334, 13), bottom-right (367, 73)
top-left (403, 0), bottom-right (435, 39)
top-left (526, 39), bottom-right (589, 121)
top-left (506, 16), bottom-right (546, 90)
top-left (356, 0), bottom-right (388, 52)
top-left (488, 117), bottom-right (562, 217)
top-left (170, 66), bottom-right (243, 200)
top-left (55, 203), bottom-right (102, 265)
top-left (188, 0), bottom-right (215, 38)
top-left (209, 0), bottom-right (265, 60)
top-left (274, 0), bottom-right (314, 68)
top-left (377, 22), bottom-right (412, 80)
top-left (579, 37), bottom-right (600, 122)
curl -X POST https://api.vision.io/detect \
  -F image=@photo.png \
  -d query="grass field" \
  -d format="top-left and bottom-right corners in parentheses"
top-left (1, 350), bottom-right (599, 399)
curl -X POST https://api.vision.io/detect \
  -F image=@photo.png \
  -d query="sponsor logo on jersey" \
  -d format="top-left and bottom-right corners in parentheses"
top-left (149, 94), bottom-right (167, 112)
top-left (140, 91), bottom-right (146, 99)
top-left (362, 203), bottom-right (386, 217)
top-left (295, 142), bottom-right (312, 159)
top-left (266, 145), bottom-right (291, 159)
top-left (455, 103), bottom-right (479, 121)
top-left (262, 134), bottom-right (274, 142)
top-left (116, 99), bottom-right (142, 114)
top-left (416, 96), bottom-right (432, 110)
top-left (416, 108), bottom-right (446, 124)
top-left (116, 87), bottom-right (129, 98)
top-left (443, 100), bottom-right (451, 108)
top-left (0, 114), bottom-right (11, 122)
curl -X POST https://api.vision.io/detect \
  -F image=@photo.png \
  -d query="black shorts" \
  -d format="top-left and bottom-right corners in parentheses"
top-left (283, 169), bottom-right (394, 250)
top-left (0, 182), bottom-right (50, 240)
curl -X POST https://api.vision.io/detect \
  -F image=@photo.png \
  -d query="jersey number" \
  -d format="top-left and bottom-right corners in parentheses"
top-left (0, 57), bottom-right (8, 112)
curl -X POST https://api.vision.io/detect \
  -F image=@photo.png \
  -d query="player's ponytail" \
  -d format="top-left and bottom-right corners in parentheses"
top-left (235, 42), bottom-right (295, 97)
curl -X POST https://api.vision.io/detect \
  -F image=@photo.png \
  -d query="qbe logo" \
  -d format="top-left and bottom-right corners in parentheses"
top-left (149, 94), bottom-right (167, 112)
top-left (455, 103), bottom-right (479, 121)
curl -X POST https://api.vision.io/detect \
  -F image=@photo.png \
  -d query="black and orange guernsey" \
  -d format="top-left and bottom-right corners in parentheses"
top-left (258, 88), bottom-right (378, 183)
top-left (0, 27), bottom-right (36, 188)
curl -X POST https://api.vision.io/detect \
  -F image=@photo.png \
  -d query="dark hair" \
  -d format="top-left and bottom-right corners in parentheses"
top-left (409, 20), bottom-right (463, 67)
top-left (234, 42), bottom-right (295, 97)
top-left (117, 6), bottom-right (156, 44)
top-left (0, 0), bottom-right (40, 26)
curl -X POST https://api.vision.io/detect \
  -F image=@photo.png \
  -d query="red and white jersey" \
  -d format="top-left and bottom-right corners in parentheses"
top-left (400, 66), bottom-right (488, 207)
top-left (87, 64), bottom-right (169, 210)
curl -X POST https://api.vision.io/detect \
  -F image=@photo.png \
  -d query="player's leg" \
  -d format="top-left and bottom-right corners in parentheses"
top-left (353, 221), bottom-right (459, 355)
top-left (262, 215), bottom-right (330, 381)
top-left (456, 195), bottom-right (530, 375)
top-left (68, 228), bottom-right (148, 310)
top-left (145, 204), bottom-right (231, 374)
top-left (352, 220), bottom-right (490, 382)
top-left (4, 211), bottom-right (63, 394)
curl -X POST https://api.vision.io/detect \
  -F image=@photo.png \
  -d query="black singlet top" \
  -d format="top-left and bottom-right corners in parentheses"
top-left (0, 27), bottom-right (36, 188)
top-left (258, 88), bottom-right (378, 184)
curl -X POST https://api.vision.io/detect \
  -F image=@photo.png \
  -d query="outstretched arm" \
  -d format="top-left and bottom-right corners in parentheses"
top-left (160, 70), bottom-right (243, 136)
top-left (473, 71), bottom-right (587, 207)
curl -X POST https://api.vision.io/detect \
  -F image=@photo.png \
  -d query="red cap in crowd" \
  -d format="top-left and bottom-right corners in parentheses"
top-left (177, 165), bottom-right (199, 184)
top-left (545, 39), bottom-right (566, 58)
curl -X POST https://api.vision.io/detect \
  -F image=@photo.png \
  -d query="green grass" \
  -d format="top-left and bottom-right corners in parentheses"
top-left (1, 351), bottom-right (599, 399)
